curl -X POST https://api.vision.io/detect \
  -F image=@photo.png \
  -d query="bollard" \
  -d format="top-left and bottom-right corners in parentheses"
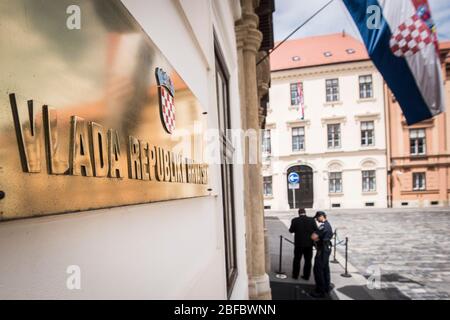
top-left (341, 237), bottom-right (352, 278)
top-left (330, 229), bottom-right (339, 264)
top-left (275, 235), bottom-right (287, 279)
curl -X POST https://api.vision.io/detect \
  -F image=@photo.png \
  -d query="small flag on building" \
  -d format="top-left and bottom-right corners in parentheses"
top-left (297, 82), bottom-right (305, 120)
top-left (342, 0), bottom-right (445, 125)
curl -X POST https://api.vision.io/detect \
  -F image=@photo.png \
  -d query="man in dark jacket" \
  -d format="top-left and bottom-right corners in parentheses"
top-left (311, 211), bottom-right (333, 298)
top-left (289, 208), bottom-right (318, 280)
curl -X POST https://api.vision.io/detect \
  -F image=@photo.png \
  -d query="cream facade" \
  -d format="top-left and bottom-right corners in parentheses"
top-left (264, 60), bottom-right (389, 210)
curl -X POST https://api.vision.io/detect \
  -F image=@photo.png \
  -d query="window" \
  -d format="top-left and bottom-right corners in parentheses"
top-left (359, 75), bottom-right (373, 99)
top-left (362, 170), bottom-right (376, 192)
top-left (292, 127), bottom-right (305, 152)
top-left (410, 129), bottom-right (426, 155)
top-left (327, 124), bottom-right (341, 149)
top-left (290, 82), bottom-right (303, 106)
top-left (329, 172), bottom-right (343, 193)
top-left (262, 129), bottom-right (271, 155)
top-left (263, 176), bottom-right (273, 196)
top-left (413, 172), bottom-right (426, 191)
top-left (326, 79), bottom-right (339, 102)
top-left (215, 44), bottom-right (237, 296)
top-left (361, 121), bottom-right (375, 147)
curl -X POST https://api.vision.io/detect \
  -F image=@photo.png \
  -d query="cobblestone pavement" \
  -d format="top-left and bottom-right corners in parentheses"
top-left (266, 208), bottom-right (450, 300)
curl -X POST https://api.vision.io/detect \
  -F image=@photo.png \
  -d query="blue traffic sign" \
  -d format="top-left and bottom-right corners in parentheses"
top-left (288, 172), bottom-right (300, 184)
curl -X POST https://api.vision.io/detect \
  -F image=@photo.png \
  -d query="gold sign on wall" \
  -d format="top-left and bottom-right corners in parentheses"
top-left (0, 0), bottom-right (209, 221)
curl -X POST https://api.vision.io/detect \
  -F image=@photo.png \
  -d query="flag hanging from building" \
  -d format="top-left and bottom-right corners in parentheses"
top-left (342, 0), bottom-right (445, 125)
top-left (297, 82), bottom-right (305, 120)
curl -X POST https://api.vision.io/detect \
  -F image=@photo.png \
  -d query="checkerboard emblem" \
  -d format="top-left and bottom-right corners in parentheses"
top-left (389, 7), bottom-right (437, 58)
top-left (155, 68), bottom-right (176, 134)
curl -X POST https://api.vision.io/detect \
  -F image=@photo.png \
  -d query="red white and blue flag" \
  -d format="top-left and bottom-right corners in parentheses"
top-left (342, 0), bottom-right (445, 125)
top-left (297, 82), bottom-right (305, 120)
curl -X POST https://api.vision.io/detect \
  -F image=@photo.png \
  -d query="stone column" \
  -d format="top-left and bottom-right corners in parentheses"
top-left (236, 0), bottom-right (271, 300)
top-left (256, 51), bottom-right (271, 275)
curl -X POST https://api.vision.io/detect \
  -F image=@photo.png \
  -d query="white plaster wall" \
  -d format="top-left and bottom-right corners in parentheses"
top-left (0, 0), bottom-right (248, 300)
top-left (264, 61), bottom-right (388, 210)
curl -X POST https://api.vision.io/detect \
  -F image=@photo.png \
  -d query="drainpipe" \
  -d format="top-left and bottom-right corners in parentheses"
top-left (383, 83), bottom-right (393, 208)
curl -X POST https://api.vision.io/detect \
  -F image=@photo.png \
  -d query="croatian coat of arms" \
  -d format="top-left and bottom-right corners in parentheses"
top-left (155, 68), bottom-right (176, 134)
top-left (389, 4), bottom-right (438, 57)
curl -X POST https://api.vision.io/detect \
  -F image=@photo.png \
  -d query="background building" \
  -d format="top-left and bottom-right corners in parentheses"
top-left (264, 33), bottom-right (388, 210)
top-left (385, 41), bottom-right (450, 208)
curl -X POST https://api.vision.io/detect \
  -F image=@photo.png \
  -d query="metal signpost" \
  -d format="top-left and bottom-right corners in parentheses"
top-left (288, 172), bottom-right (300, 209)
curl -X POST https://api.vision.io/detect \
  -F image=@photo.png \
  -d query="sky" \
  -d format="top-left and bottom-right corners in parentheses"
top-left (273, 0), bottom-right (450, 42)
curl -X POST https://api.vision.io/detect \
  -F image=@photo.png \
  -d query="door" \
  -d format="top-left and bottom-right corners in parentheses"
top-left (287, 165), bottom-right (313, 209)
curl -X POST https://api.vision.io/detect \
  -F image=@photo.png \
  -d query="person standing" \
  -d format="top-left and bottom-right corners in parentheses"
top-left (289, 208), bottom-right (318, 280)
top-left (310, 211), bottom-right (333, 298)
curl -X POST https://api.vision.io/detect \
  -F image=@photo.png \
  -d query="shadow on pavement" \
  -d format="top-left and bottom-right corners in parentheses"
top-left (337, 285), bottom-right (410, 300)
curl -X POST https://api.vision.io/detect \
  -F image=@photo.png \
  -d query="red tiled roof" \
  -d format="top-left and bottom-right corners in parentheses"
top-left (270, 33), bottom-right (370, 71)
top-left (440, 40), bottom-right (450, 51)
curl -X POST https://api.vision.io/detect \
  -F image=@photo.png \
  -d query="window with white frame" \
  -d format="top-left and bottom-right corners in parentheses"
top-left (263, 176), bottom-right (273, 196)
top-left (359, 75), bottom-right (373, 99)
top-left (262, 129), bottom-right (271, 155)
top-left (326, 78), bottom-right (339, 102)
top-left (292, 127), bottom-right (305, 152)
top-left (327, 124), bottom-right (341, 149)
top-left (362, 170), bottom-right (376, 192)
top-left (361, 121), bottom-right (375, 147)
top-left (290, 82), bottom-right (303, 106)
top-left (409, 129), bottom-right (426, 155)
top-left (413, 172), bottom-right (426, 191)
top-left (329, 172), bottom-right (343, 193)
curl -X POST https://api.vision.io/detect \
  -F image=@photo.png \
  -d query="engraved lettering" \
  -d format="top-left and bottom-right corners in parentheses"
top-left (155, 147), bottom-right (165, 181)
top-left (43, 106), bottom-right (69, 175)
top-left (108, 129), bottom-right (123, 178)
top-left (69, 116), bottom-right (93, 176)
top-left (140, 140), bottom-right (150, 181)
top-left (9, 93), bottom-right (41, 173)
top-left (90, 122), bottom-right (108, 177)
top-left (128, 136), bottom-right (142, 180)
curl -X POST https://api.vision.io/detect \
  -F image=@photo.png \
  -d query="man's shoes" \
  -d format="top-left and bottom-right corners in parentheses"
top-left (292, 275), bottom-right (299, 280)
top-left (301, 276), bottom-right (310, 281)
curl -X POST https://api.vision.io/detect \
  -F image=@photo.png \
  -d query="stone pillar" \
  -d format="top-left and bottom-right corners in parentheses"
top-left (257, 52), bottom-right (271, 275)
top-left (236, 0), bottom-right (271, 300)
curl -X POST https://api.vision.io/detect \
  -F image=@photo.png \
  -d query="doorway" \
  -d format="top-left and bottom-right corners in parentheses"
top-left (287, 165), bottom-right (314, 209)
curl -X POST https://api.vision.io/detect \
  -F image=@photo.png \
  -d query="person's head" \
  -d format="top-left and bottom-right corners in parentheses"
top-left (298, 208), bottom-right (306, 216)
top-left (315, 211), bottom-right (327, 222)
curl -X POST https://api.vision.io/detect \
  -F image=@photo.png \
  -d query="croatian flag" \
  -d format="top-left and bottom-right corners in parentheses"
top-left (297, 82), bottom-right (305, 120)
top-left (342, 0), bottom-right (445, 125)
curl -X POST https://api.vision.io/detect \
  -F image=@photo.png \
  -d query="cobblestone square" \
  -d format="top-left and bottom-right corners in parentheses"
top-left (267, 208), bottom-right (450, 300)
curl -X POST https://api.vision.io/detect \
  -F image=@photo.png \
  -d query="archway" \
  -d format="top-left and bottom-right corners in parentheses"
top-left (287, 165), bottom-right (314, 209)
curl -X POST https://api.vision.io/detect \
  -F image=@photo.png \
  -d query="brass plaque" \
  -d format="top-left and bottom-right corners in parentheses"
top-left (0, 0), bottom-right (209, 221)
